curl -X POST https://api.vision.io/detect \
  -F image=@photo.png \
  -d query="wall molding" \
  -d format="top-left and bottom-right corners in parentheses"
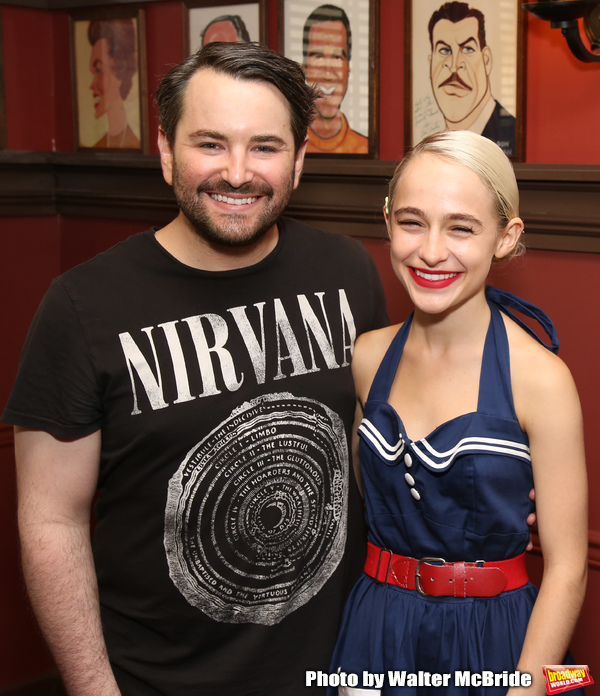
top-left (0, 672), bottom-right (65, 696)
top-left (1, 152), bottom-right (600, 253)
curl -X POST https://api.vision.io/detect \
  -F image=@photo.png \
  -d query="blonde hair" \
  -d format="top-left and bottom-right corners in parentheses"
top-left (387, 131), bottom-right (525, 260)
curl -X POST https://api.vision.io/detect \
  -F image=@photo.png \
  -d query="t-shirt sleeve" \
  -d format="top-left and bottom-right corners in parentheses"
top-left (2, 278), bottom-right (103, 439)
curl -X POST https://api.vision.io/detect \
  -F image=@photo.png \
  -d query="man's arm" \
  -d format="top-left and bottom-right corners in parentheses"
top-left (15, 427), bottom-right (121, 696)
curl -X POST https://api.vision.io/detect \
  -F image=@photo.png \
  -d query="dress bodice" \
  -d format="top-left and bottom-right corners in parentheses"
top-left (358, 287), bottom-right (558, 562)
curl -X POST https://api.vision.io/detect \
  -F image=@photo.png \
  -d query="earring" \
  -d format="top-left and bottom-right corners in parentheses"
top-left (384, 196), bottom-right (390, 215)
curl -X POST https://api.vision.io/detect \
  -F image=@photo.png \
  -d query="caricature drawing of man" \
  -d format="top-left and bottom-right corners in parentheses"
top-left (428, 1), bottom-right (516, 156)
top-left (302, 4), bottom-right (368, 154)
top-left (201, 14), bottom-right (251, 46)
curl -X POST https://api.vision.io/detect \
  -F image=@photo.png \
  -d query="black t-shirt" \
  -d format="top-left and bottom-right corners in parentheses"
top-left (4, 218), bottom-right (388, 695)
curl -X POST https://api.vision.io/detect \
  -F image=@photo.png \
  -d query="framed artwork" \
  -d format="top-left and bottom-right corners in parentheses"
top-left (406, 0), bottom-right (526, 161)
top-left (69, 7), bottom-right (148, 152)
top-left (280, 0), bottom-right (379, 158)
top-left (185, 1), bottom-right (267, 56)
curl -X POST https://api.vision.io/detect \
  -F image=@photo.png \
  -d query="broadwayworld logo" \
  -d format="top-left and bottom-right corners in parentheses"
top-left (543, 665), bottom-right (594, 694)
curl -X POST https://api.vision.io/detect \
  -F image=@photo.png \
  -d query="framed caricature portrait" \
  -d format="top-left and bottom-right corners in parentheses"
top-left (406, 0), bottom-right (525, 161)
top-left (70, 8), bottom-right (148, 152)
top-left (280, 0), bottom-right (379, 158)
top-left (185, 1), bottom-right (267, 56)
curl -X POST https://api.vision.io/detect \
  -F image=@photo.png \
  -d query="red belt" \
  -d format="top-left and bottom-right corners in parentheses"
top-left (365, 542), bottom-right (529, 598)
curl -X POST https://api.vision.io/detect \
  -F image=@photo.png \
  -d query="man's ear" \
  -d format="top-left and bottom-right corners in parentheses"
top-left (495, 217), bottom-right (523, 260)
top-left (292, 138), bottom-right (310, 189)
top-left (158, 127), bottom-right (174, 186)
top-left (483, 45), bottom-right (493, 76)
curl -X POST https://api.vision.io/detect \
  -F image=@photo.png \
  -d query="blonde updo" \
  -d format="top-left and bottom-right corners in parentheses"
top-left (386, 131), bottom-right (525, 261)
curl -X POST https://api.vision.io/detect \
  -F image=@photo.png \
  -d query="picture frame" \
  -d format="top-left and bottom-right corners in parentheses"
top-left (69, 7), bottom-right (148, 153)
top-left (185, 1), bottom-right (268, 56)
top-left (405, 0), bottom-right (526, 161)
top-left (279, 0), bottom-right (379, 158)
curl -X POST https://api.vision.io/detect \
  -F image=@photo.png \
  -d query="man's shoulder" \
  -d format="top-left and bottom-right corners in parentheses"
top-left (60, 229), bottom-right (155, 285)
top-left (280, 217), bottom-right (370, 260)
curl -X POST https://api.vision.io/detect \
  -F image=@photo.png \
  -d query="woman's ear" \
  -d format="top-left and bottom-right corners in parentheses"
top-left (495, 217), bottom-right (523, 259)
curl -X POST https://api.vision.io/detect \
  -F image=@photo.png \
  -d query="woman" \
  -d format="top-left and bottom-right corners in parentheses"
top-left (88, 19), bottom-right (140, 149)
top-left (330, 131), bottom-right (587, 695)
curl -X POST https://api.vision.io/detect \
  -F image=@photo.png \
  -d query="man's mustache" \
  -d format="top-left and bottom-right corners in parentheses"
top-left (439, 72), bottom-right (471, 91)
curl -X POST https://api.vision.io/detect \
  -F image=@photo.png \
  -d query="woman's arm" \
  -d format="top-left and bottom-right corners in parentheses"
top-left (350, 326), bottom-right (400, 496)
top-left (509, 338), bottom-right (588, 696)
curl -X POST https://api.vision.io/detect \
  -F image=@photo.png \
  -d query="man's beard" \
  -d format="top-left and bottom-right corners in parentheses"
top-left (172, 160), bottom-right (295, 249)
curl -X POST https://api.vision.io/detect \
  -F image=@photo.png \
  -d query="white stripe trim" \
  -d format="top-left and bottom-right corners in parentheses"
top-left (413, 440), bottom-right (531, 470)
top-left (358, 420), bottom-right (404, 463)
top-left (419, 435), bottom-right (530, 458)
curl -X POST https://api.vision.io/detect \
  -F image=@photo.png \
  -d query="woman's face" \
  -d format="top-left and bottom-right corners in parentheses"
top-left (89, 38), bottom-right (123, 118)
top-left (385, 153), bottom-right (514, 316)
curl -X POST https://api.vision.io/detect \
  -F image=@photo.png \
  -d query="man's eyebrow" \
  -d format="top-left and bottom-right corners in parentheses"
top-left (187, 130), bottom-right (288, 148)
top-left (434, 36), bottom-right (478, 50)
top-left (458, 36), bottom-right (479, 49)
top-left (250, 134), bottom-right (288, 147)
top-left (188, 129), bottom-right (226, 141)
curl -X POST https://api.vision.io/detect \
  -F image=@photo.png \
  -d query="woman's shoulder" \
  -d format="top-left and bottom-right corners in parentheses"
top-left (353, 323), bottom-right (403, 400)
top-left (503, 313), bottom-right (579, 419)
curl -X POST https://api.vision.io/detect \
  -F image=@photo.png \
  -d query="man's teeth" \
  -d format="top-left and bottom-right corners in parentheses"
top-left (211, 194), bottom-right (258, 205)
top-left (318, 85), bottom-right (336, 95)
top-left (415, 269), bottom-right (458, 281)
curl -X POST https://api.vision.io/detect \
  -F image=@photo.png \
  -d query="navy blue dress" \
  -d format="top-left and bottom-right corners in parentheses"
top-left (329, 288), bottom-right (583, 694)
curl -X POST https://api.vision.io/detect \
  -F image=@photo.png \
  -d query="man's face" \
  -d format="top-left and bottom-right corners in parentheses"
top-left (304, 20), bottom-right (350, 120)
top-left (158, 69), bottom-right (306, 249)
top-left (89, 38), bottom-right (123, 119)
top-left (429, 17), bottom-right (492, 126)
top-left (202, 20), bottom-right (240, 45)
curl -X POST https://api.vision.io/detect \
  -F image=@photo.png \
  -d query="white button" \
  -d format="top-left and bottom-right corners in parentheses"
top-left (410, 488), bottom-right (421, 501)
top-left (404, 453), bottom-right (412, 467)
top-left (404, 473), bottom-right (415, 486)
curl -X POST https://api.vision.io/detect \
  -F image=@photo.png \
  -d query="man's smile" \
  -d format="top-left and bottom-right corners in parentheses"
top-left (209, 193), bottom-right (259, 206)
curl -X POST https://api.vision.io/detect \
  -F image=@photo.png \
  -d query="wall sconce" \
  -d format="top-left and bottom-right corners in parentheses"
top-left (523, 0), bottom-right (600, 62)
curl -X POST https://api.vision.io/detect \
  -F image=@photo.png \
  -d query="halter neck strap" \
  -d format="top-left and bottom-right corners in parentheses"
top-left (485, 286), bottom-right (559, 354)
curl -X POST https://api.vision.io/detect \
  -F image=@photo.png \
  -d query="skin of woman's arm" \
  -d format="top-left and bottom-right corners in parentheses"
top-left (507, 322), bottom-right (588, 696)
top-left (16, 427), bottom-right (122, 696)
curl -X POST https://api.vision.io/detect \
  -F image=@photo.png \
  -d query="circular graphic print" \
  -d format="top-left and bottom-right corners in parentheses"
top-left (164, 393), bottom-right (348, 625)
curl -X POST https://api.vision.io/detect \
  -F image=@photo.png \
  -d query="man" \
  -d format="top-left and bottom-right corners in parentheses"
top-left (3, 43), bottom-right (387, 695)
top-left (428, 1), bottom-right (516, 157)
top-left (201, 14), bottom-right (250, 46)
top-left (302, 4), bottom-right (368, 154)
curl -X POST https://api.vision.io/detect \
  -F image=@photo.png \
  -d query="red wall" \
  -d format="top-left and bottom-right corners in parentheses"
top-left (1, 0), bottom-right (599, 690)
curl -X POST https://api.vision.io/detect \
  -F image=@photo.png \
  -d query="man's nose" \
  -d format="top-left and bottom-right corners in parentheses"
top-left (444, 49), bottom-right (462, 71)
top-left (221, 149), bottom-right (253, 188)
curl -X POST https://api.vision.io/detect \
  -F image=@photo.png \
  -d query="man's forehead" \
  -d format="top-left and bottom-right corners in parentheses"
top-left (308, 21), bottom-right (348, 51)
top-left (178, 68), bottom-right (294, 136)
top-left (432, 17), bottom-right (481, 47)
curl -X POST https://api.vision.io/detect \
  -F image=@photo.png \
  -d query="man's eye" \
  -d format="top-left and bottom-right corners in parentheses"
top-left (439, 47), bottom-right (451, 56)
top-left (463, 46), bottom-right (475, 54)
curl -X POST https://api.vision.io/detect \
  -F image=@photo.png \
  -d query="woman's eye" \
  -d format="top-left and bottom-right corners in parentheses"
top-left (398, 219), bottom-right (422, 229)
